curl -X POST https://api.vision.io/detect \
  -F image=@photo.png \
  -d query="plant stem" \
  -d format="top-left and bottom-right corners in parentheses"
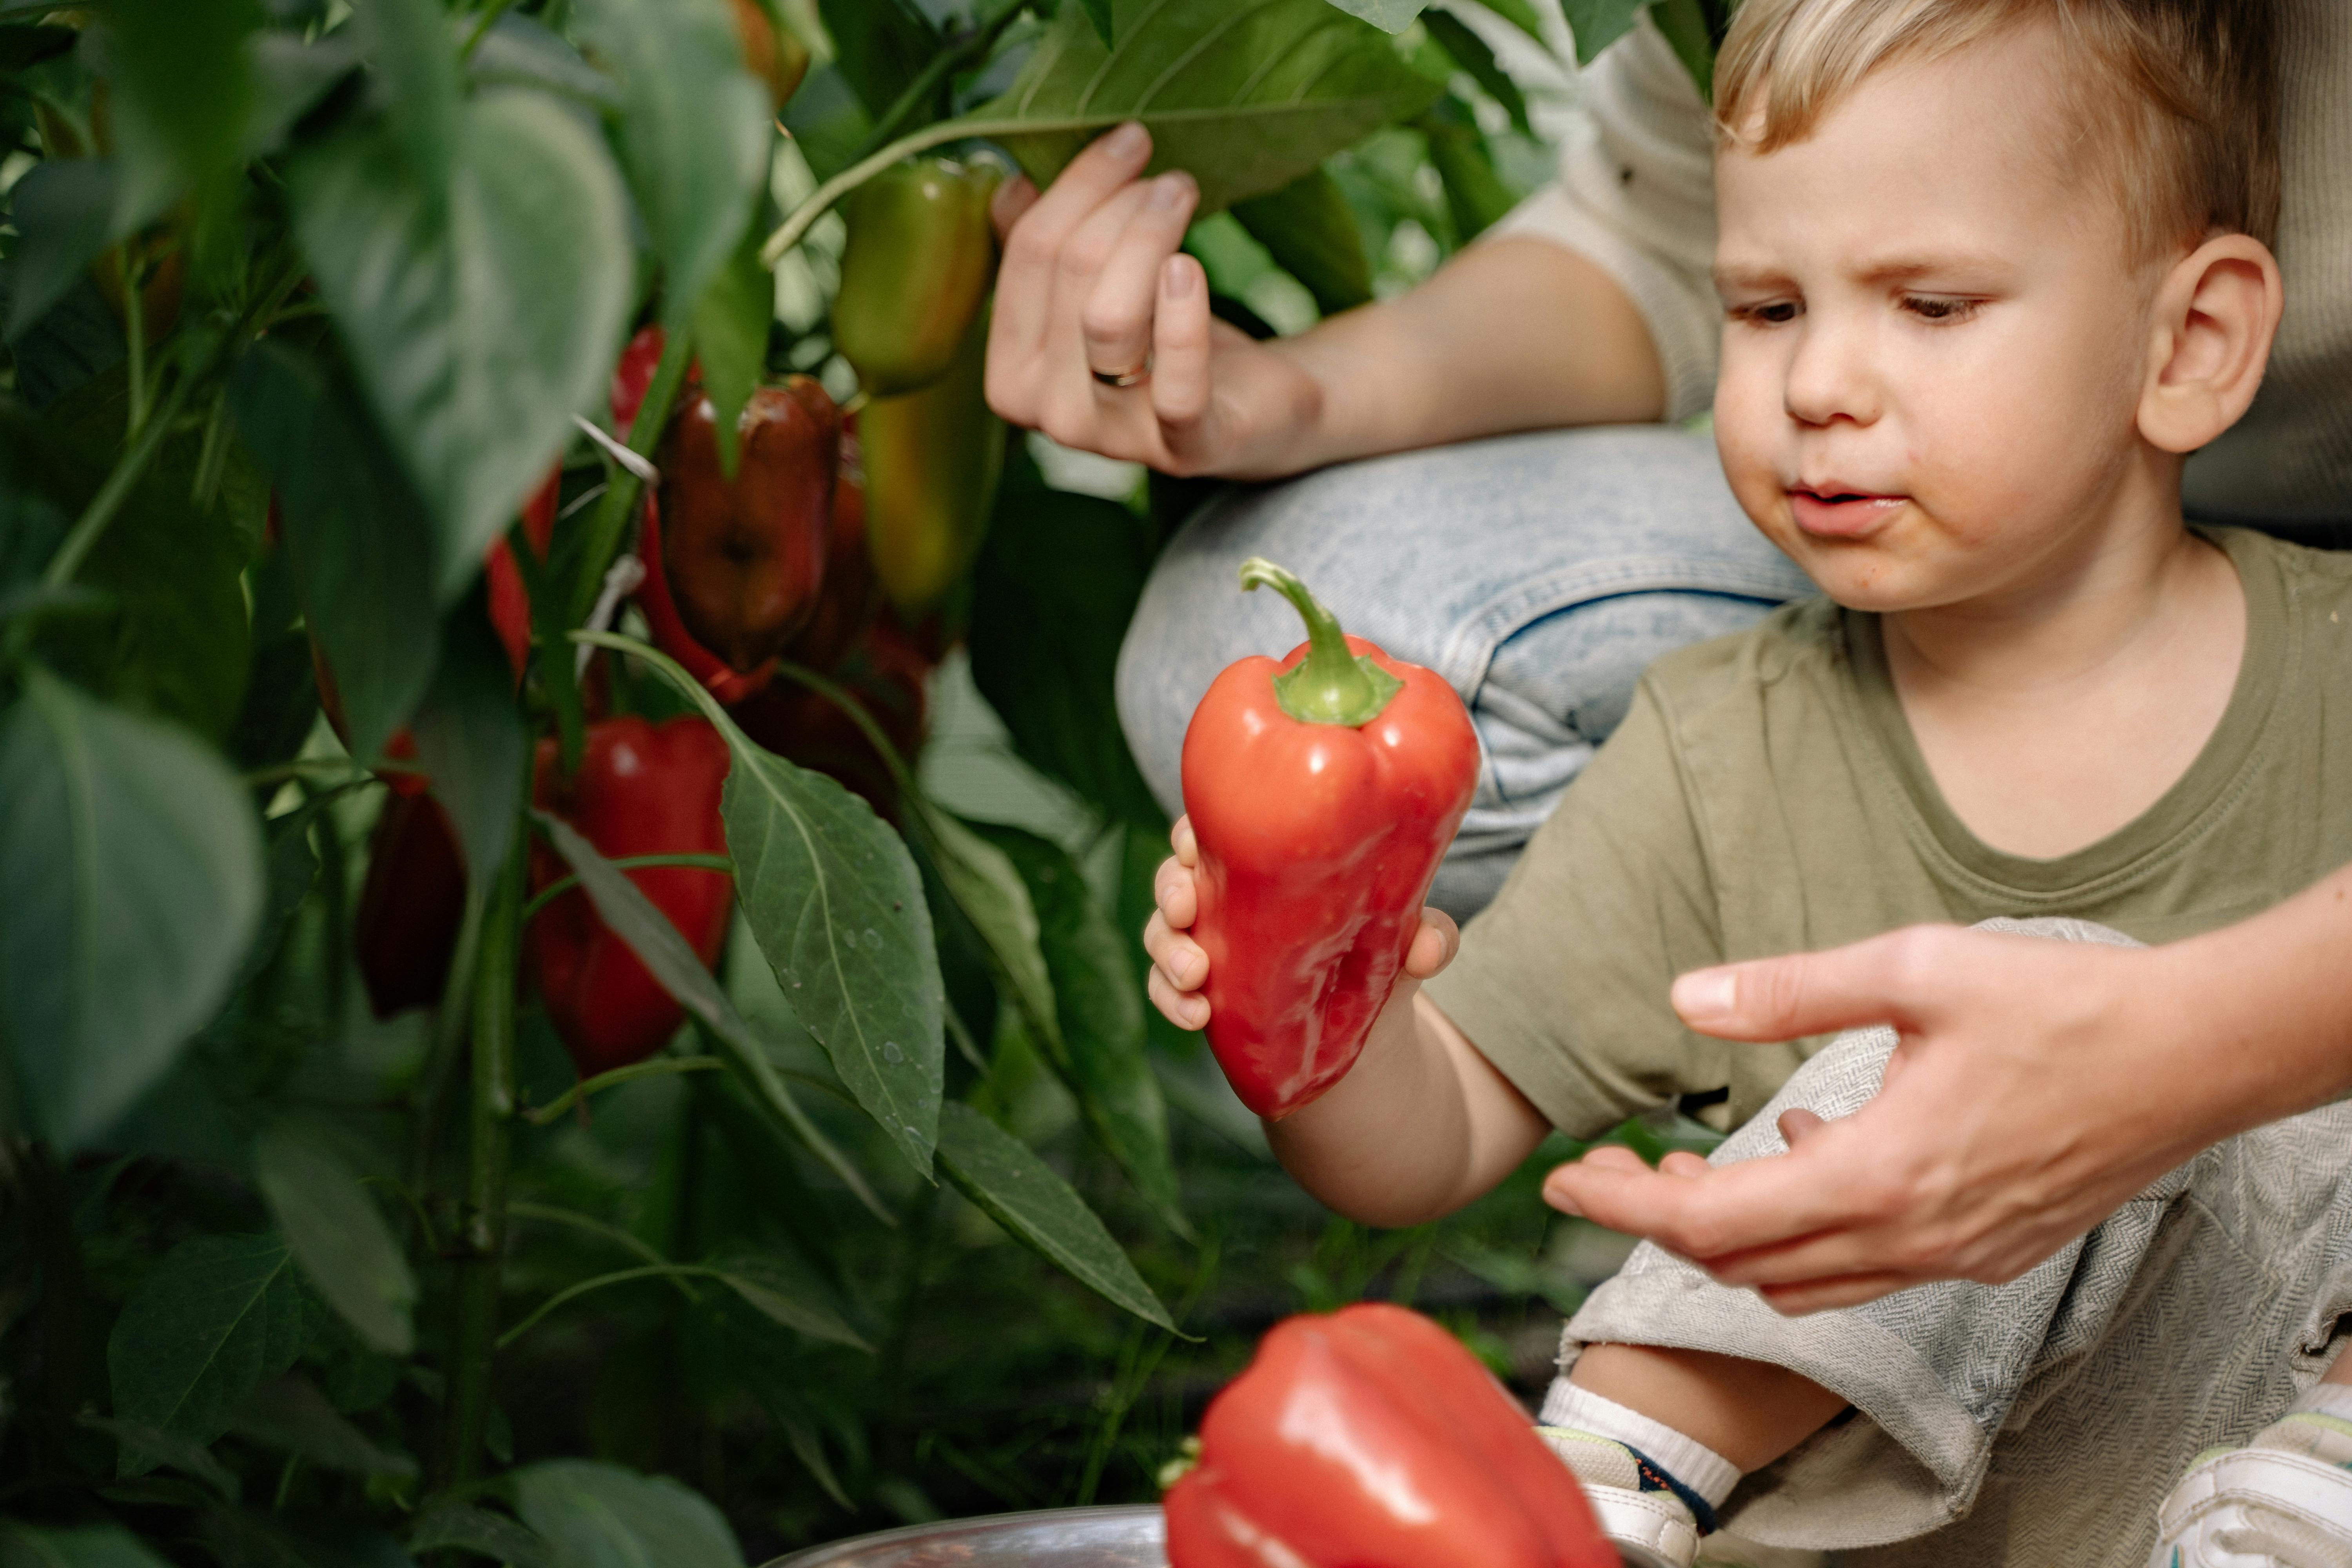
top-left (122, 248), bottom-right (148, 439)
top-left (519, 853), bottom-right (733, 924)
top-left (521, 1055), bottom-right (726, 1125)
top-left (494, 1263), bottom-right (739, 1350)
top-left (504, 512), bottom-right (586, 771)
top-left (567, 332), bottom-right (691, 632)
top-left (849, 0), bottom-right (1029, 166)
top-left (441, 814), bottom-right (526, 1487)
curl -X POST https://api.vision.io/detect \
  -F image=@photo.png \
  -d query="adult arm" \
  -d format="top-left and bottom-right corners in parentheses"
top-left (983, 21), bottom-right (1719, 479)
top-left (1542, 862), bottom-right (2352, 1312)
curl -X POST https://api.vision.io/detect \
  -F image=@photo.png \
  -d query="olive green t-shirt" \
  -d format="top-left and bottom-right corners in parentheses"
top-left (1424, 528), bottom-right (2352, 1140)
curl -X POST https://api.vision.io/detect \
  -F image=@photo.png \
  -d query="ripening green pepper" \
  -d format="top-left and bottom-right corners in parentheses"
top-left (831, 157), bottom-right (1003, 397)
top-left (860, 312), bottom-right (1005, 615)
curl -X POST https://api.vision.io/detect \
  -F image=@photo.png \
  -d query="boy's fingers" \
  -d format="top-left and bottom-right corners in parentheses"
top-left (1152, 855), bottom-right (1197, 927)
top-left (1778, 1107), bottom-right (1828, 1147)
top-left (1659, 1150), bottom-right (1712, 1178)
top-left (1147, 966), bottom-right (1210, 1030)
top-left (1402, 908), bottom-right (1459, 978)
top-left (1142, 912), bottom-right (1207, 991)
top-left (1172, 815), bottom-right (1197, 866)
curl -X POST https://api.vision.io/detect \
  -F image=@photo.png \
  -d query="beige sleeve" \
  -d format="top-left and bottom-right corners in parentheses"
top-left (1484, 18), bottom-right (1722, 422)
top-left (1420, 677), bottom-right (1726, 1140)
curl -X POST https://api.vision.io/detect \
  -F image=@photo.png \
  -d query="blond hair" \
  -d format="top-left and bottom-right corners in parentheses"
top-left (1712, 0), bottom-right (2279, 258)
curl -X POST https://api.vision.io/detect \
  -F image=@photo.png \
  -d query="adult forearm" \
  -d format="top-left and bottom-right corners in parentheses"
top-left (1264, 238), bottom-right (1670, 474)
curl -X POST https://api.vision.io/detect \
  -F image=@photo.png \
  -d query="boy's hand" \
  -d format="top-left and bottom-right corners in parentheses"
top-left (1143, 815), bottom-right (1459, 1029)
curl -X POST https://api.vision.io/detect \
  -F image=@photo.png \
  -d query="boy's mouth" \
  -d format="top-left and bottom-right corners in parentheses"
top-left (1788, 485), bottom-right (1906, 539)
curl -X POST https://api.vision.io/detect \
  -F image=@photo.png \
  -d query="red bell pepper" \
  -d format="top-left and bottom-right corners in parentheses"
top-left (610, 323), bottom-right (668, 437)
top-left (1179, 560), bottom-right (1478, 1118)
top-left (354, 790), bottom-right (468, 1018)
top-left (730, 610), bottom-right (930, 820)
top-left (485, 467), bottom-right (561, 681)
top-left (1163, 1303), bottom-right (1613, 1568)
top-left (526, 715), bottom-right (734, 1078)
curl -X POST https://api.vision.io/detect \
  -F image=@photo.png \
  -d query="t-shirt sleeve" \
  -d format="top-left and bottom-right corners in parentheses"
top-left (1421, 675), bottom-right (1725, 1140)
top-left (1482, 17), bottom-right (1722, 421)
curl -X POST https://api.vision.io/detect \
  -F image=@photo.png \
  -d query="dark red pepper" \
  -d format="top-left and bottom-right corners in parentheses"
top-left (354, 790), bottom-right (468, 1018)
top-left (526, 715), bottom-right (734, 1078)
top-left (1162, 1303), bottom-right (1612, 1568)
top-left (730, 610), bottom-right (930, 820)
top-left (1179, 560), bottom-right (1478, 1118)
top-left (486, 467), bottom-right (561, 681)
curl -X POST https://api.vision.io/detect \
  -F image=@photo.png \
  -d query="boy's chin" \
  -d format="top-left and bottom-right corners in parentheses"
top-left (1787, 546), bottom-right (1951, 615)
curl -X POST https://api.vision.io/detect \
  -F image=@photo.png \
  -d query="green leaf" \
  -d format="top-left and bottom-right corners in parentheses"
top-left (0, 671), bottom-right (263, 1147)
top-left (1319, 0), bottom-right (1430, 32)
top-left (971, 823), bottom-right (1185, 1234)
top-left (1474, 0), bottom-right (1549, 46)
top-left (1646, 0), bottom-right (1721, 98)
top-left (967, 470), bottom-right (1167, 831)
top-left (935, 1102), bottom-right (1178, 1332)
top-left (81, 1416), bottom-right (243, 1499)
top-left (4, 159), bottom-right (120, 341)
top-left (0, 1523), bottom-right (177, 1568)
top-left (251, 1119), bottom-right (418, 1356)
top-left (1422, 9), bottom-right (1532, 134)
top-left (409, 592), bottom-right (527, 884)
top-left (575, 0), bottom-right (771, 336)
top-left (965, 0), bottom-right (1445, 218)
top-left (909, 807), bottom-right (1057, 1062)
top-left (1422, 100), bottom-right (1518, 241)
top-left (512, 1461), bottom-right (745, 1568)
top-left (1231, 165), bottom-right (1374, 315)
top-left (534, 808), bottom-right (894, 1213)
top-left (230, 341), bottom-right (439, 764)
top-left (1560, 0), bottom-right (1650, 64)
top-left (352, 0), bottom-right (461, 179)
top-left (469, 17), bottom-right (622, 111)
top-left (289, 90), bottom-right (633, 597)
top-left (815, 0), bottom-right (939, 120)
top-left (1076, 0), bottom-right (1116, 46)
top-left (407, 1508), bottom-right (552, 1568)
top-left (230, 1374), bottom-right (418, 1477)
top-left (688, 222), bottom-right (772, 479)
top-left (105, 1233), bottom-right (322, 1474)
top-left (88, 0), bottom-right (263, 223)
top-left (591, 637), bottom-right (947, 1174)
top-left (705, 1252), bottom-right (869, 1350)
top-left (231, 793), bottom-right (326, 995)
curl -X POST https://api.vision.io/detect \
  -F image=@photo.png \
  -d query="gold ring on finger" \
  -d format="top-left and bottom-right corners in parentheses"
top-left (1091, 356), bottom-right (1152, 389)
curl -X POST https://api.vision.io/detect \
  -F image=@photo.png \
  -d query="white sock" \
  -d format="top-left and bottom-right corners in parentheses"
top-left (2289, 1383), bottom-right (2352, 1423)
top-left (1542, 1380), bottom-right (1740, 1508)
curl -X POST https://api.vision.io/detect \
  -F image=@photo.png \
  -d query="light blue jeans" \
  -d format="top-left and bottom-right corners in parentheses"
top-left (1115, 426), bottom-right (1814, 918)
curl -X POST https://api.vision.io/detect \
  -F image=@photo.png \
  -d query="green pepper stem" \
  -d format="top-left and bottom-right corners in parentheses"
top-left (1237, 557), bottom-right (1402, 727)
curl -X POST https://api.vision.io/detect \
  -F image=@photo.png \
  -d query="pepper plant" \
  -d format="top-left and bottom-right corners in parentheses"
top-left (0, 0), bottom-right (1725, 1563)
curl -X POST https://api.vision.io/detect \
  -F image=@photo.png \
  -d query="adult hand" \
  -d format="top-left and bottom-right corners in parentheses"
top-left (984, 123), bottom-right (1328, 481)
top-left (1541, 903), bottom-right (2352, 1314)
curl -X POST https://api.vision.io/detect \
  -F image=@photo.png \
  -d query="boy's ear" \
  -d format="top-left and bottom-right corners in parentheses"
top-left (2139, 234), bottom-right (2283, 455)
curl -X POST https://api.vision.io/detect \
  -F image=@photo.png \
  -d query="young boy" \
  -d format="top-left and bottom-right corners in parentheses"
top-left (1144, 1), bottom-right (2352, 1563)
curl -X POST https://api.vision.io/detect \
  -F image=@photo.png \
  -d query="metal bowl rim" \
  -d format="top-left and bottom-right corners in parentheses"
top-left (762, 1503), bottom-right (1164, 1566)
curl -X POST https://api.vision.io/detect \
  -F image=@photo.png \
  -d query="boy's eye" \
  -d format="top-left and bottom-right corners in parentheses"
top-left (1902, 295), bottom-right (1982, 323)
top-left (1731, 300), bottom-right (1802, 325)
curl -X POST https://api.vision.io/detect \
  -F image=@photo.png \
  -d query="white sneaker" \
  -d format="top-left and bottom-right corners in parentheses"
top-left (1536, 1426), bottom-right (1703, 1568)
top-left (2150, 1414), bottom-right (2352, 1568)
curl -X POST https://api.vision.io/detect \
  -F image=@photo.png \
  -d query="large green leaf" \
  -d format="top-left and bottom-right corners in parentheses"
top-left (407, 1508), bottom-right (552, 1568)
top-left (688, 222), bottom-right (773, 477)
top-left (230, 341), bottom-right (439, 765)
top-left (512, 1462), bottom-right (744, 1568)
top-left (967, 471), bottom-right (1166, 830)
top-left (1422, 9), bottom-right (1533, 134)
top-left (909, 807), bottom-right (1056, 1068)
top-left (586, 636), bottom-right (947, 1175)
top-left (814, 0), bottom-right (938, 119)
top-left (230, 1374), bottom-right (418, 1477)
top-left (289, 90), bottom-right (633, 597)
top-left (935, 1102), bottom-right (1177, 1332)
top-left (88, 0), bottom-right (263, 223)
top-left (0, 1524), bottom-right (176, 1568)
top-left (409, 592), bottom-right (528, 883)
top-left (972, 823), bottom-right (1184, 1234)
top-left (968, 0), bottom-right (1445, 217)
top-left (1561, 0), bottom-right (1651, 64)
top-left (0, 672), bottom-right (263, 1147)
top-left (1320, 0), bottom-right (1431, 32)
top-left (252, 1120), bottom-right (418, 1356)
top-left (534, 808), bottom-right (895, 1211)
top-left (106, 1233), bottom-right (322, 1474)
top-left (4, 159), bottom-right (120, 340)
top-left (574, 0), bottom-right (770, 336)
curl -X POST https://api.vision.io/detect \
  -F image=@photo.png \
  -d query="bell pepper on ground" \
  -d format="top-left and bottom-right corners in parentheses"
top-left (832, 158), bottom-right (1003, 397)
top-left (1178, 559), bottom-right (1478, 1118)
top-left (1162, 1303), bottom-right (1613, 1568)
top-left (354, 790), bottom-right (468, 1018)
top-left (526, 715), bottom-right (734, 1078)
top-left (860, 315), bottom-right (1004, 615)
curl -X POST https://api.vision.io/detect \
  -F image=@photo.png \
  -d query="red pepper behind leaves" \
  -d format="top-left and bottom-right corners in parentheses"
top-left (486, 468), bottom-right (561, 681)
top-left (610, 323), bottom-right (668, 438)
top-left (778, 457), bottom-right (875, 675)
top-left (1179, 561), bottom-right (1478, 1118)
top-left (1162, 1304), bottom-right (1613, 1568)
top-left (730, 611), bottom-right (929, 821)
top-left (634, 493), bottom-right (776, 706)
top-left (526, 715), bottom-right (733, 1078)
top-left (656, 378), bottom-right (839, 672)
top-left (354, 790), bottom-right (468, 1018)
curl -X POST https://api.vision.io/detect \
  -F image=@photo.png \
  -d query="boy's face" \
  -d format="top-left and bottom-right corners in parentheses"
top-left (1711, 24), bottom-right (2164, 613)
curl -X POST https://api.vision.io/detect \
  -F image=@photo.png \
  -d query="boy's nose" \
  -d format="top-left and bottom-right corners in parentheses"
top-left (1782, 322), bottom-right (1882, 429)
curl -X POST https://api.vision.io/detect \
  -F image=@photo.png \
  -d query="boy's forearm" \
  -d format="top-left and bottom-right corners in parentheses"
top-left (1263, 988), bottom-right (1550, 1228)
top-left (1264, 238), bottom-right (1669, 474)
